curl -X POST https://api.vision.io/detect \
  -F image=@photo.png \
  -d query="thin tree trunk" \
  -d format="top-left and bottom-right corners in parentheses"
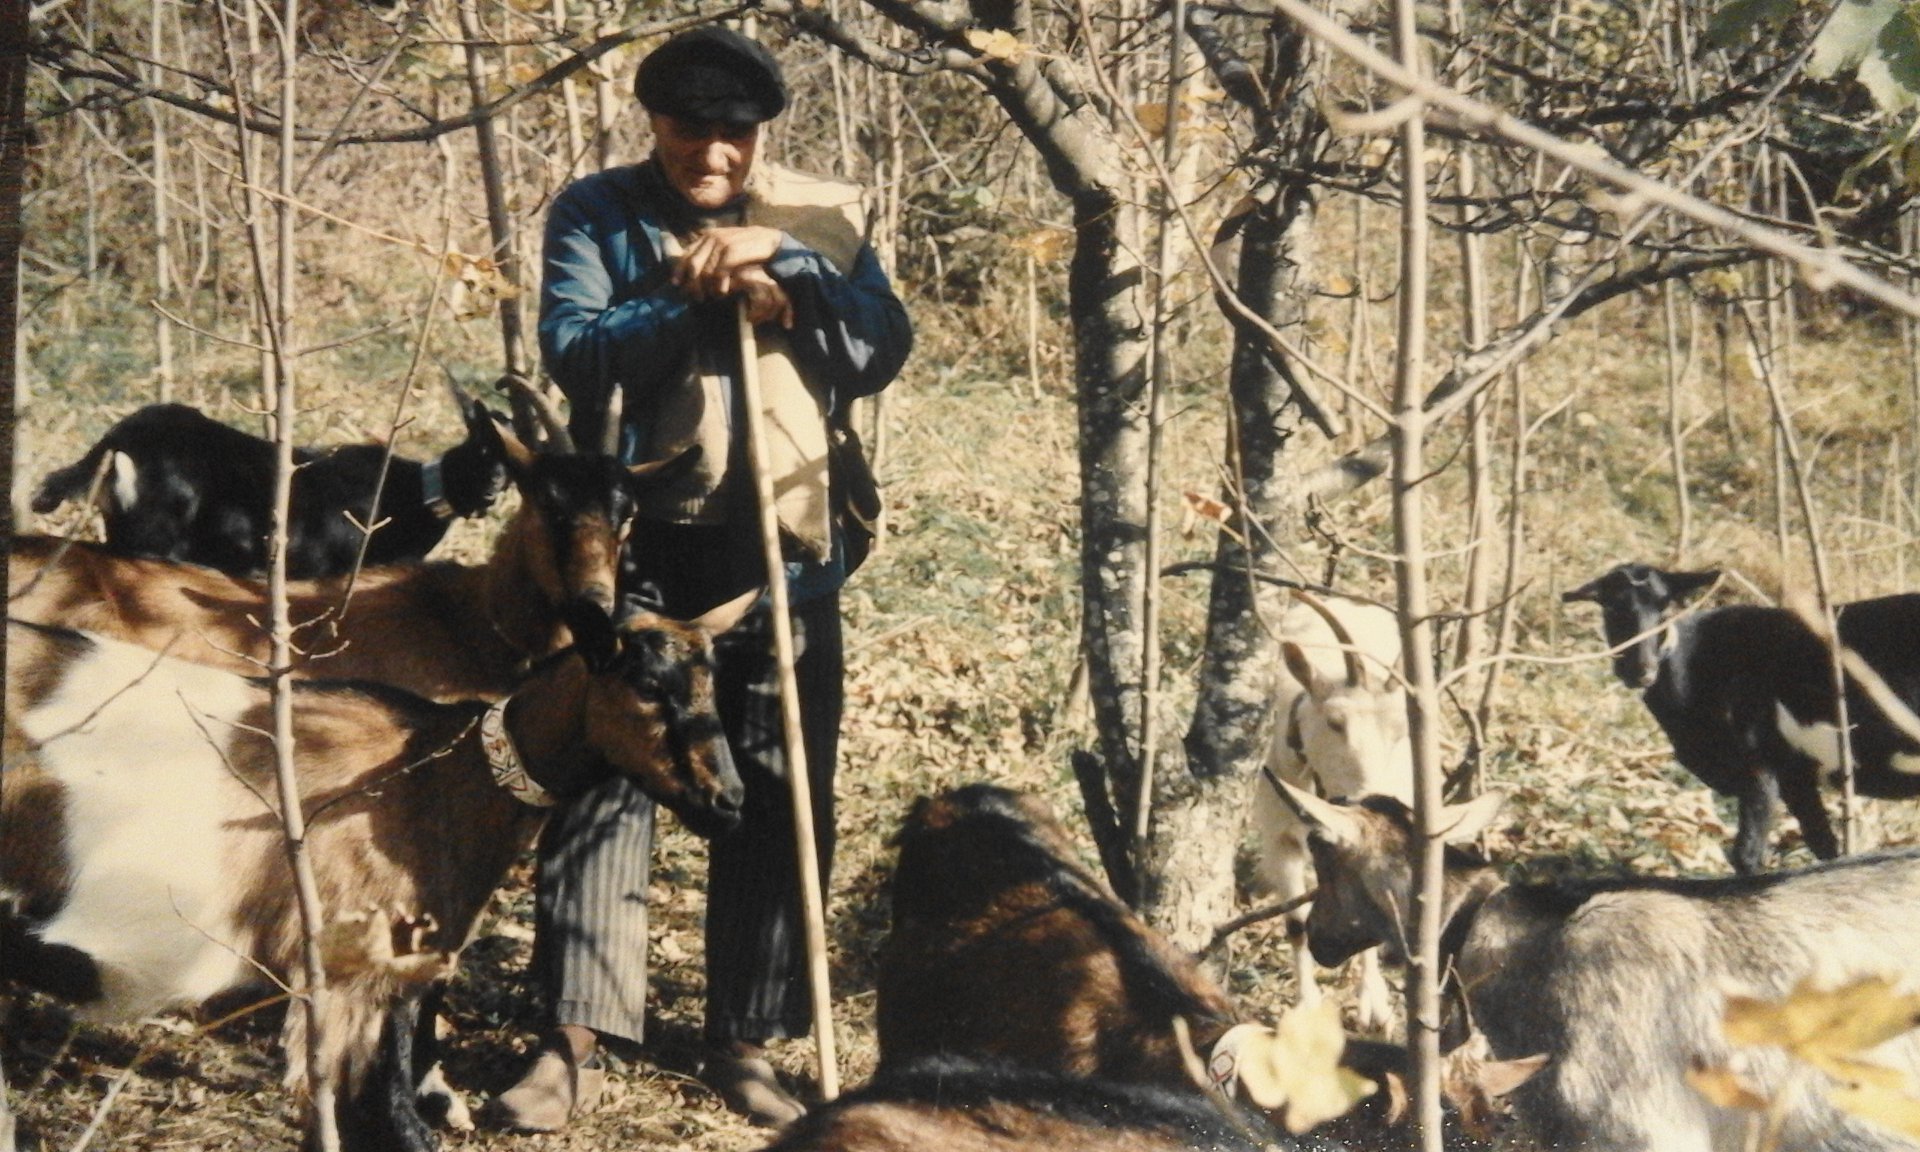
top-left (149, 0), bottom-right (175, 400)
top-left (1449, 0), bottom-right (1492, 763)
top-left (1663, 276), bottom-right (1694, 563)
top-left (1740, 292), bottom-right (1854, 855)
top-left (1906, 210), bottom-right (1920, 557)
top-left (457, 0), bottom-right (535, 432)
top-left (594, 0), bottom-right (618, 172)
top-left (2, 0), bottom-right (28, 1076)
top-left (226, 0), bottom-right (340, 1140)
top-left (1134, 0), bottom-right (1187, 869)
top-left (1475, 249), bottom-right (1543, 734)
top-left (1389, 0), bottom-right (1444, 1142)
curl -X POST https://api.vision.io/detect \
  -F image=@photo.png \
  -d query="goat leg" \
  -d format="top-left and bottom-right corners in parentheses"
top-left (1776, 761), bottom-right (1842, 861)
top-left (329, 996), bottom-right (439, 1152)
top-left (1729, 773), bottom-right (1779, 875)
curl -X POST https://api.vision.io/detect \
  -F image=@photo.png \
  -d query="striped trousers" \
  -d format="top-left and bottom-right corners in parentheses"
top-left (530, 522), bottom-right (842, 1045)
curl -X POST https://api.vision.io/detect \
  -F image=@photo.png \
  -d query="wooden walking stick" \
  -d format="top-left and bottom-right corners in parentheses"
top-left (735, 299), bottom-right (841, 1100)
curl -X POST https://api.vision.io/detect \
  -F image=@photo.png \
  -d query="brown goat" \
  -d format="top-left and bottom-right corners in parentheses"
top-left (8, 431), bottom-right (693, 703)
top-left (2, 602), bottom-right (748, 1151)
top-left (876, 785), bottom-right (1238, 1087)
top-left (757, 1057), bottom-right (1339, 1152)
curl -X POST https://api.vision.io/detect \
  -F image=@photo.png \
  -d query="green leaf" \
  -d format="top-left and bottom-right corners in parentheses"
top-left (1704, 0), bottom-right (1802, 50)
top-left (1810, 0), bottom-right (1904, 80)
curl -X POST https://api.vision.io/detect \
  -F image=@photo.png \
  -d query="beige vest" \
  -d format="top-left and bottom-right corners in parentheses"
top-left (642, 162), bottom-right (867, 560)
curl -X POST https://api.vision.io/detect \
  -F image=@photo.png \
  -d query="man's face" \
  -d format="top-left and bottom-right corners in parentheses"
top-left (651, 113), bottom-right (760, 211)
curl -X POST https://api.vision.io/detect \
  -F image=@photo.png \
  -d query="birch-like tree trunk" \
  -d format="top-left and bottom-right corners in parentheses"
top-left (1150, 12), bottom-right (1324, 946)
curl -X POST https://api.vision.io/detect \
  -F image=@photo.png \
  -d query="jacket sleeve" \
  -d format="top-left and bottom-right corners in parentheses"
top-left (767, 237), bottom-right (913, 412)
top-left (537, 182), bottom-right (699, 430)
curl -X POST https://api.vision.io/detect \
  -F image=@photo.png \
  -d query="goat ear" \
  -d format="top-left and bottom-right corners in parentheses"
top-left (1562, 577), bottom-right (1604, 604)
top-left (1478, 1053), bottom-right (1550, 1098)
top-left (628, 443), bottom-right (703, 487)
top-left (467, 400), bottom-right (508, 456)
top-left (562, 600), bottom-right (620, 671)
top-left (1666, 569), bottom-right (1720, 602)
top-left (1267, 772), bottom-right (1364, 845)
top-left (449, 382), bottom-right (479, 423)
top-left (1435, 790), bottom-right (1505, 844)
top-left (693, 587), bottom-right (763, 636)
top-left (1281, 641), bottom-right (1326, 696)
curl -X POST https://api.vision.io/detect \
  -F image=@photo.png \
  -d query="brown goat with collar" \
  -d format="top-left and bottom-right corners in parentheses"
top-left (2, 603), bottom-right (748, 1152)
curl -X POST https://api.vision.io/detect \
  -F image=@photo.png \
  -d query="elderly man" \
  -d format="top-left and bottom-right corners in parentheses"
top-left (492, 25), bottom-right (911, 1132)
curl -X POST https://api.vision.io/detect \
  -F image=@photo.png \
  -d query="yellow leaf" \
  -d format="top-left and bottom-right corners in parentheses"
top-left (1011, 227), bottom-right (1072, 264)
top-left (1812, 1053), bottom-right (1912, 1092)
top-left (1686, 1063), bottom-right (1771, 1112)
top-left (964, 28), bottom-right (1027, 62)
top-left (1830, 1081), bottom-right (1920, 1140)
top-left (1183, 491), bottom-right (1231, 525)
top-left (1724, 976), bottom-right (1920, 1062)
top-left (1232, 1002), bottom-right (1373, 1133)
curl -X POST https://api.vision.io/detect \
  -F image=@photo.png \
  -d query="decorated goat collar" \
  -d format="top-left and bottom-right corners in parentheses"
top-left (480, 700), bottom-right (560, 808)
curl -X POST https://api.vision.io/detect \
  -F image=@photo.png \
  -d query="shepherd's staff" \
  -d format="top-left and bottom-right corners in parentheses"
top-left (735, 299), bottom-right (841, 1100)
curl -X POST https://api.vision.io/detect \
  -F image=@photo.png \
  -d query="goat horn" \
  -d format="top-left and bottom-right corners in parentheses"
top-left (602, 382), bottom-right (623, 458)
top-left (1292, 590), bottom-right (1368, 688)
top-left (498, 372), bottom-right (576, 455)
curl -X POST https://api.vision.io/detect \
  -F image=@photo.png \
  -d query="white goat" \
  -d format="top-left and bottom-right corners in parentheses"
top-left (1277, 780), bottom-right (1920, 1152)
top-left (1249, 591), bottom-right (1411, 1033)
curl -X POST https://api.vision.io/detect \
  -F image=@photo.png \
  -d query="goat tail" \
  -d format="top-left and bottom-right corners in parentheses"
top-left (30, 447), bottom-right (111, 515)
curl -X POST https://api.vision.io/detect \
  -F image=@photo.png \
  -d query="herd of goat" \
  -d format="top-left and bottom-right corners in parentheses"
top-left (8, 398), bottom-right (1920, 1152)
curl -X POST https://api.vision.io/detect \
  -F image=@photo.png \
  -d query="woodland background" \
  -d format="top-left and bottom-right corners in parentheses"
top-left (10, 0), bottom-right (1920, 1147)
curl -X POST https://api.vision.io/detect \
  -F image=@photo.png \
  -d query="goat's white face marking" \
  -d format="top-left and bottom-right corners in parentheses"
top-left (18, 634), bottom-right (261, 1019)
top-left (107, 450), bottom-right (139, 512)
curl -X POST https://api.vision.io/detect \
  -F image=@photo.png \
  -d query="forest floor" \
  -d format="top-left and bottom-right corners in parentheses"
top-left (10, 285), bottom-right (1920, 1152)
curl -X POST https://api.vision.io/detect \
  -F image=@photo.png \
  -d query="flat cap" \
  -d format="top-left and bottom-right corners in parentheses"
top-left (634, 27), bottom-right (788, 126)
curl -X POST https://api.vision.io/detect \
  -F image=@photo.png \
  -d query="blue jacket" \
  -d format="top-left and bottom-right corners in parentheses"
top-left (539, 158), bottom-right (911, 457)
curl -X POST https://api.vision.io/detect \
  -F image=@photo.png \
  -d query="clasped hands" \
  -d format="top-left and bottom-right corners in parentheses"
top-left (673, 225), bottom-right (794, 329)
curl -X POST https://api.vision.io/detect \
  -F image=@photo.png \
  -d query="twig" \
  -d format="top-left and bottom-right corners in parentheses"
top-left (1201, 891), bottom-right (1315, 956)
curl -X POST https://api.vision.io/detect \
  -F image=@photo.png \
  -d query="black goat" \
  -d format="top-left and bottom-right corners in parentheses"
top-left (31, 396), bottom-right (509, 579)
top-left (1564, 562), bottom-right (1920, 872)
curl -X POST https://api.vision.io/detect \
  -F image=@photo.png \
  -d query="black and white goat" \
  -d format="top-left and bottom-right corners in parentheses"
top-left (1275, 779), bottom-right (1920, 1152)
top-left (1564, 563), bottom-right (1920, 874)
top-left (2, 599), bottom-right (750, 1152)
top-left (1249, 592), bottom-right (1410, 1031)
top-left (31, 395), bottom-right (509, 579)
